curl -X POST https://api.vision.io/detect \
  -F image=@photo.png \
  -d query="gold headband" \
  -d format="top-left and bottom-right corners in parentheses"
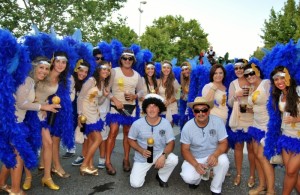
top-left (283, 68), bottom-right (291, 86)
top-left (74, 59), bottom-right (89, 72)
top-left (251, 63), bottom-right (260, 77)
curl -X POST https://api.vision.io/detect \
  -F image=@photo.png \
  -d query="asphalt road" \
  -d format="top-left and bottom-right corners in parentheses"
top-left (0, 126), bottom-right (297, 195)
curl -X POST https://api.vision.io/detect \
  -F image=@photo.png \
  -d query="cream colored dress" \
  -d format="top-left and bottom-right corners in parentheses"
top-left (202, 82), bottom-right (228, 124)
top-left (15, 77), bottom-right (41, 123)
top-left (248, 79), bottom-right (270, 132)
top-left (228, 79), bottom-right (254, 132)
top-left (158, 79), bottom-right (180, 122)
top-left (109, 67), bottom-right (143, 117)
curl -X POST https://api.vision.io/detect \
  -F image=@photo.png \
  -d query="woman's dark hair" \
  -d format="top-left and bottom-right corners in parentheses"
top-left (160, 60), bottom-right (175, 100)
top-left (144, 61), bottom-right (158, 93)
top-left (51, 51), bottom-right (69, 87)
top-left (73, 60), bottom-right (90, 93)
top-left (270, 66), bottom-right (299, 117)
top-left (118, 48), bottom-right (136, 66)
top-left (93, 60), bottom-right (110, 90)
top-left (209, 64), bottom-right (226, 83)
top-left (243, 63), bottom-right (264, 79)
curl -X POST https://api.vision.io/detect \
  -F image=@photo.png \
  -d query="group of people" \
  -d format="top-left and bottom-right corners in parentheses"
top-left (0, 27), bottom-right (300, 195)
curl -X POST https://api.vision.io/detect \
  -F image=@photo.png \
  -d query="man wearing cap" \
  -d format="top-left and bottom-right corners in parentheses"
top-left (180, 96), bottom-right (229, 195)
top-left (128, 94), bottom-right (178, 188)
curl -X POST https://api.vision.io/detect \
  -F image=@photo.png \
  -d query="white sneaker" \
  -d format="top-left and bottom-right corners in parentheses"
top-left (97, 158), bottom-right (105, 169)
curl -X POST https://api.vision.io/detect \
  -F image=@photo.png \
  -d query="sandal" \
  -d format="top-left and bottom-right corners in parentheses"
top-left (234, 174), bottom-right (241, 186)
top-left (247, 176), bottom-right (255, 188)
top-left (0, 184), bottom-right (11, 193)
top-left (105, 163), bottom-right (116, 175)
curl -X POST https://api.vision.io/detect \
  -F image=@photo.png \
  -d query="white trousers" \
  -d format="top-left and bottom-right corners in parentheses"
top-left (130, 153), bottom-right (178, 188)
top-left (180, 154), bottom-right (229, 193)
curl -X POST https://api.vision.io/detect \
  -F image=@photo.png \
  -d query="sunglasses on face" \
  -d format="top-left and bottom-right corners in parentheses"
top-left (95, 57), bottom-right (104, 61)
top-left (121, 57), bottom-right (134, 61)
top-left (244, 71), bottom-right (256, 78)
top-left (193, 108), bottom-right (209, 114)
top-left (234, 66), bottom-right (243, 71)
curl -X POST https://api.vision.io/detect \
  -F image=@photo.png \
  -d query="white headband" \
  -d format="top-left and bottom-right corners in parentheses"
top-left (122, 52), bottom-right (134, 57)
top-left (144, 94), bottom-right (164, 102)
top-left (234, 62), bottom-right (244, 66)
top-left (146, 64), bottom-right (155, 68)
top-left (78, 65), bottom-right (89, 71)
top-left (244, 68), bottom-right (254, 74)
top-left (55, 56), bottom-right (68, 62)
top-left (34, 60), bottom-right (50, 66)
top-left (272, 72), bottom-right (285, 79)
top-left (162, 63), bottom-right (172, 67)
top-left (99, 65), bottom-right (109, 69)
top-left (181, 65), bottom-right (189, 69)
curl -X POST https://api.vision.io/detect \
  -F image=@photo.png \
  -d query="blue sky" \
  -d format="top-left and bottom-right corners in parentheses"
top-left (115, 0), bottom-right (286, 59)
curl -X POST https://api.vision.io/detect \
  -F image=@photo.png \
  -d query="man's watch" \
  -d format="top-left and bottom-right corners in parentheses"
top-left (162, 152), bottom-right (168, 159)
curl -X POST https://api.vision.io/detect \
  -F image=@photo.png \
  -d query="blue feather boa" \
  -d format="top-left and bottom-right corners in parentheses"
top-left (49, 79), bottom-right (74, 150)
top-left (85, 119), bottom-right (104, 135)
top-left (106, 113), bottom-right (138, 126)
top-left (277, 135), bottom-right (300, 154)
top-left (248, 126), bottom-right (265, 143)
top-left (227, 128), bottom-right (252, 149)
top-left (0, 29), bottom-right (33, 168)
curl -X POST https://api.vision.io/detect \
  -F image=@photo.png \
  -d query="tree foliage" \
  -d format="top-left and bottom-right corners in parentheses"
top-left (0, 0), bottom-right (126, 44)
top-left (99, 18), bottom-right (138, 47)
top-left (140, 15), bottom-right (209, 64)
top-left (261, 0), bottom-right (300, 49)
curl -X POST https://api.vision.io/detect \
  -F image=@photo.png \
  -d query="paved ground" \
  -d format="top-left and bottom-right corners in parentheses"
top-left (0, 126), bottom-right (297, 195)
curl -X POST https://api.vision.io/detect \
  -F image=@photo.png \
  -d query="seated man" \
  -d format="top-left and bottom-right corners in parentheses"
top-left (180, 97), bottom-right (229, 195)
top-left (128, 94), bottom-right (178, 188)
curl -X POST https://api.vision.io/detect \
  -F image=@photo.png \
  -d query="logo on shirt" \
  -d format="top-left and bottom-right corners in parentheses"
top-left (209, 129), bottom-right (217, 137)
top-left (159, 129), bottom-right (166, 137)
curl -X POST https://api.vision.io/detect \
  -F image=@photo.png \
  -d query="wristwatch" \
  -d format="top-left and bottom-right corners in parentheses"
top-left (162, 152), bottom-right (168, 159)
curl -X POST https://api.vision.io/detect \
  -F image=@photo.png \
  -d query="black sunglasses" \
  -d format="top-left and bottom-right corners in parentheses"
top-left (244, 71), bottom-right (256, 78)
top-left (95, 57), bottom-right (104, 61)
top-left (122, 57), bottom-right (134, 61)
top-left (193, 108), bottom-right (209, 114)
top-left (234, 66), bottom-right (243, 71)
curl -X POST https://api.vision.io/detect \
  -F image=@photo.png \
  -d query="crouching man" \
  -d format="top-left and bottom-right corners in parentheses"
top-left (128, 94), bottom-right (178, 188)
top-left (180, 97), bottom-right (229, 195)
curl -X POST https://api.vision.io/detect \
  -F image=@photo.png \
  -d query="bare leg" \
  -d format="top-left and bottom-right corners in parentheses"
top-left (0, 165), bottom-right (10, 187)
top-left (99, 140), bottom-right (106, 159)
top-left (295, 173), bottom-right (300, 193)
top-left (52, 136), bottom-right (63, 171)
top-left (282, 150), bottom-right (300, 195)
top-left (82, 139), bottom-right (89, 157)
top-left (23, 167), bottom-right (32, 190)
top-left (247, 141), bottom-right (256, 187)
top-left (105, 123), bottom-right (119, 165)
top-left (257, 144), bottom-right (275, 193)
top-left (81, 132), bottom-right (102, 168)
top-left (10, 151), bottom-right (23, 193)
top-left (249, 140), bottom-right (266, 194)
top-left (42, 128), bottom-right (53, 179)
top-left (234, 142), bottom-right (244, 185)
top-left (122, 125), bottom-right (131, 162)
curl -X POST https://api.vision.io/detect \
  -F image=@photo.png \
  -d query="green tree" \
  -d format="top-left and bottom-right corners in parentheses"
top-left (0, 0), bottom-right (126, 44)
top-left (252, 47), bottom-right (265, 60)
top-left (99, 18), bottom-right (138, 47)
top-left (261, 0), bottom-right (300, 49)
top-left (140, 15), bottom-right (209, 63)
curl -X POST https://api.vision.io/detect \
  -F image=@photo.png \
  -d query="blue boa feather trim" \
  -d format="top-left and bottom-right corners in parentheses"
top-left (277, 135), bottom-right (300, 154)
top-left (106, 113), bottom-right (138, 126)
top-left (24, 111), bottom-right (42, 158)
top-left (11, 123), bottom-right (38, 169)
top-left (248, 126), bottom-right (265, 143)
top-left (85, 119), bottom-right (104, 135)
top-left (227, 128), bottom-right (252, 149)
top-left (0, 29), bottom-right (32, 168)
top-left (49, 79), bottom-right (74, 150)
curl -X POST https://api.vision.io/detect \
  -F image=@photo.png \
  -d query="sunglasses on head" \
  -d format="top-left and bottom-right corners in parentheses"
top-left (244, 71), bottom-right (256, 78)
top-left (193, 108), bottom-right (209, 114)
top-left (234, 66), bottom-right (243, 71)
top-left (95, 57), bottom-right (104, 61)
top-left (121, 57), bottom-right (134, 61)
